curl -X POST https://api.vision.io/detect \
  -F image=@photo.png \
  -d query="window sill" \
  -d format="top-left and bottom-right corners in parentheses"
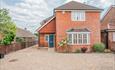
top-left (67, 44), bottom-right (90, 46)
top-left (72, 20), bottom-right (85, 22)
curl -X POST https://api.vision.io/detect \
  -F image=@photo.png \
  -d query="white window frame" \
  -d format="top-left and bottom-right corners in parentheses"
top-left (67, 32), bottom-right (90, 45)
top-left (45, 35), bottom-right (49, 42)
top-left (113, 32), bottom-right (115, 41)
top-left (71, 10), bottom-right (85, 21)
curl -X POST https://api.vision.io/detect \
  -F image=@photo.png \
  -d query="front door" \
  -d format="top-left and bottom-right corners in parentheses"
top-left (102, 32), bottom-right (108, 49)
top-left (49, 34), bottom-right (54, 48)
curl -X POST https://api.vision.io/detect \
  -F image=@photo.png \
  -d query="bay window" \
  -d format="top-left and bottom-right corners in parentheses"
top-left (67, 32), bottom-right (90, 45)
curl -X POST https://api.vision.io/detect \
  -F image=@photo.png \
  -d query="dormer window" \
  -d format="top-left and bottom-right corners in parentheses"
top-left (71, 10), bottom-right (85, 21)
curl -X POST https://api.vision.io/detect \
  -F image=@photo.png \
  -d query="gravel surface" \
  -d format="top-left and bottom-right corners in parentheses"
top-left (0, 46), bottom-right (115, 70)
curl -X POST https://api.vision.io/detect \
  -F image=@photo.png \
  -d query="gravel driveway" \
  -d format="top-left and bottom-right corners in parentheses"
top-left (0, 46), bottom-right (115, 70)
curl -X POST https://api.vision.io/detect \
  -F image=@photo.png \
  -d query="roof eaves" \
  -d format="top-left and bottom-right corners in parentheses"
top-left (55, 1), bottom-right (103, 11)
top-left (101, 5), bottom-right (114, 22)
top-left (36, 16), bottom-right (55, 32)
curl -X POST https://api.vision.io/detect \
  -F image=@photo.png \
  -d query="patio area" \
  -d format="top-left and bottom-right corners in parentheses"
top-left (0, 46), bottom-right (115, 70)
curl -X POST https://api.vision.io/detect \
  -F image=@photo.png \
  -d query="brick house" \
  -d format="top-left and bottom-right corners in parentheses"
top-left (37, 1), bottom-right (102, 52)
top-left (16, 28), bottom-right (36, 41)
top-left (101, 5), bottom-right (115, 51)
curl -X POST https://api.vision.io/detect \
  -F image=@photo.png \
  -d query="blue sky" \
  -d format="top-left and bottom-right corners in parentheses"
top-left (0, 0), bottom-right (115, 33)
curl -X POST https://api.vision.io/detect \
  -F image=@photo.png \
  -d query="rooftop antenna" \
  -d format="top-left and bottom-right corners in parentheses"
top-left (83, 0), bottom-right (87, 4)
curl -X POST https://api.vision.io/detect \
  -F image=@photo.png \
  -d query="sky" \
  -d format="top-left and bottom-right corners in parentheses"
top-left (0, 0), bottom-right (115, 33)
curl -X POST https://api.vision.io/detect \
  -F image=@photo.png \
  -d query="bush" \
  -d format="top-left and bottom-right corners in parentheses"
top-left (93, 43), bottom-right (105, 52)
top-left (75, 48), bottom-right (81, 53)
top-left (81, 47), bottom-right (87, 53)
top-left (0, 32), bottom-right (15, 45)
top-left (16, 37), bottom-right (24, 43)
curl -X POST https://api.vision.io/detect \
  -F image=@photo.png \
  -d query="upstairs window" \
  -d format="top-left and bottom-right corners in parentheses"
top-left (71, 10), bottom-right (85, 21)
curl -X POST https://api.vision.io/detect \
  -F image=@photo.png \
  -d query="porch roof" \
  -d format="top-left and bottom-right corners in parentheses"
top-left (67, 28), bottom-right (90, 32)
top-left (101, 29), bottom-right (115, 32)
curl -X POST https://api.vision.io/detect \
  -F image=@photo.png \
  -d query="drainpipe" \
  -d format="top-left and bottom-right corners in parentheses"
top-left (105, 30), bottom-right (109, 49)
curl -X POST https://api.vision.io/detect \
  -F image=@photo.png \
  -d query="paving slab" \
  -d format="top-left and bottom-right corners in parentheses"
top-left (0, 46), bottom-right (115, 70)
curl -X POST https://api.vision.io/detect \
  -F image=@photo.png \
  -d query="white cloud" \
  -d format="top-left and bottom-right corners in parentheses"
top-left (1, 0), bottom-right (64, 32)
top-left (65, 0), bottom-right (85, 3)
top-left (1, 0), bottom-right (114, 32)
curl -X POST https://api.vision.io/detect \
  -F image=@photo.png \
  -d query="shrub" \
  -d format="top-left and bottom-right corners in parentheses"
top-left (0, 32), bottom-right (15, 45)
top-left (58, 39), bottom-right (67, 47)
top-left (75, 48), bottom-right (81, 53)
top-left (93, 43), bottom-right (105, 52)
top-left (16, 37), bottom-right (24, 43)
top-left (81, 47), bottom-right (87, 53)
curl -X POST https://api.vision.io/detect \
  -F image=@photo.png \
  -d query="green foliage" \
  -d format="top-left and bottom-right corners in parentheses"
top-left (58, 39), bottom-right (67, 47)
top-left (93, 43), bottom-right (105, 52)
top-left (34, 33), bottom-right (38, 37)
top-left (75, 48), bottom-right (81, 53)
top-left (0, 9), bottom-right (16, 45)
top-left (0, 32), bottom-right (15, 45)
top-left (34, 33), bottom-right (38, 39)
top-left (16, 37), bottom-right (24, 43)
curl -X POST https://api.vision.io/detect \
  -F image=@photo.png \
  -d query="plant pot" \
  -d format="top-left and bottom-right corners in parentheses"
top-left (0, 53), bottom-right (4, 59)
top-left (81, 47), bottom-right (87, 53)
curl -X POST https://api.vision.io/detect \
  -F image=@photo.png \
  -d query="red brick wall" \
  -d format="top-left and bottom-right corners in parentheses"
top-left (39, 34), bottom-right (49, 47)
top-left (55, 11), bottom-right (101, 51)
top-left (39, 19), bottom-right (56, 47)
top-left (39, 18), bottom-right (56, 33)
top-left (108, 32), bottom-right (115, 51)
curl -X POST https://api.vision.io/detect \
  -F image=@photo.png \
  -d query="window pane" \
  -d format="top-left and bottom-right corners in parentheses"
top-left (113, 32), bottom-right (115, 41)
top-left (83, 34), bottom-right (87, 44)
top-left (71, 11), bottom-right (85, 21)
top-left (73, 34), bottom-right (77, 44)
top-left (78, 34), bottom-right (82, 44)
top-left (45, 35), bottom-right (49, 42)
top-left (68, 34), bottom-right (72, 44)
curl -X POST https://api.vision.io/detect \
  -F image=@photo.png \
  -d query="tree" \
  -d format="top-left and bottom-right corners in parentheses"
top-left (0, 9), bottom-right (16, 45)
top-left (34, 33), bottom-right (38, 37)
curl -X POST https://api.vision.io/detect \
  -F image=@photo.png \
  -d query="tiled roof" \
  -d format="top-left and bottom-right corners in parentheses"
top-left (40, 16), bottom-right (54, 25)
top-left (55, 1), bottom-right (102, 10)
top-left (37, 15), bottom-right (55, 31)
top-left (101, 5), bottom-right (115, 21)
top-left (16, 28), bottom-right (35, 38)
top-left (67, 28), bottom-right (90, 32)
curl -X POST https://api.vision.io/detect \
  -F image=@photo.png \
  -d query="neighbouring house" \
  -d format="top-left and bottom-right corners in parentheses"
top-left (101, 5), bottom-right (115, 51)
top-left (16, 28), bottom-right (36, 47)
top-left (0, 28), bottom-right (36, 55)
top-left (37, 1), bottom-right (102, 52)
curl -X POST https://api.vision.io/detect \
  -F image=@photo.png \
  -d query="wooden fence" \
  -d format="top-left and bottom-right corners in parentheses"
top-left (0, 41), bottom-right (37, 54)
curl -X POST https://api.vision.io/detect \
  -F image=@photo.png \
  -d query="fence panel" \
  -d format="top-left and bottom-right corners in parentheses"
top-left (0, 41), bottom-right (37, 54)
